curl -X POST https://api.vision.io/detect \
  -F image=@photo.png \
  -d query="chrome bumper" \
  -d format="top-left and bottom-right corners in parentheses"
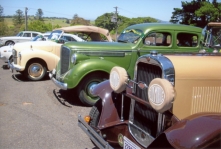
top-left (78, 115), bottom-right (114, 149)
top-left (49, 69), bottom-right (68, 90)
top-left (8, 60), bottom-right (24, 72)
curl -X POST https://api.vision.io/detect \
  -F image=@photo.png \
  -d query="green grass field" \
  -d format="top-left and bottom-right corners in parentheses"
top-left (4, 17), bottom-right (94, 28)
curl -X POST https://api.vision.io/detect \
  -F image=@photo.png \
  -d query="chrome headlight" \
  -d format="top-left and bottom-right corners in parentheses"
top-left (71, 54), bottom-right (77, 64)
top-left (12, 49), bottom-right (16, 56)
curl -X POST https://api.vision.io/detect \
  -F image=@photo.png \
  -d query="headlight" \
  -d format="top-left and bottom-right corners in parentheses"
top-left (71, 54), bottom-right (77, 64)
top-left (148, 78), bottom-right (175, 113)
top-left (109, 66), bottom-right (128, 93)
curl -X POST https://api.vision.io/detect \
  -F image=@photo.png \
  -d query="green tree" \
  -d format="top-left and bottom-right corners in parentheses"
top-left (70, 14), bottom-right (90, 25)
top-left (170, 0), bottom-right (221, 28)
top-left (13, 9), bottom-right (24, 27)
top-left (36, 8), bottom-right (44, 21)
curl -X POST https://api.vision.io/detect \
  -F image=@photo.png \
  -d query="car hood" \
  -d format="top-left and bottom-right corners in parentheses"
top-left (13, 41), bottom-right (61, 53)
top-left (64, 41), bottom-right (135, 51)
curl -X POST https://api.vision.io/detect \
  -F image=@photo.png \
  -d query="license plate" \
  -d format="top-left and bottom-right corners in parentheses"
top-left (124, 136), bottom-right (141, 149)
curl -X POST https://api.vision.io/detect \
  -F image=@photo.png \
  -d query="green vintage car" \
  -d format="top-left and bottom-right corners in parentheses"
top-left (49, 23), bottom-right (208, 106)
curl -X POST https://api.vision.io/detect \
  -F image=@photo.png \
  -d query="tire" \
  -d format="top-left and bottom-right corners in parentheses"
top-left (25, 61), bottom-right (47, 81)
top-left (89, 102), bottom-right (101, 127)
top-left (77, 73), bottom-right (108, 106)
top-left (5, 41), bottom-right (15, 46)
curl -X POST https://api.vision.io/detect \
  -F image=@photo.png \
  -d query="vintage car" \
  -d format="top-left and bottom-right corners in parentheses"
top-left (0, 31), bottom-right (42, 46)
top-left (9, 25), bottom-right (111, 81)
top-left (78, 52), bottom-right (221, 149)
top-left (49, 23), bottom-right (213, 106)
top-left (203, 22), bottom-right (221, 53)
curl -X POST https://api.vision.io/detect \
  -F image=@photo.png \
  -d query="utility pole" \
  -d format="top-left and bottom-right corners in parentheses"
top-left (112, 6), bottom-right (119, 40)
top-left (25, 7), bottom-right (28, 31)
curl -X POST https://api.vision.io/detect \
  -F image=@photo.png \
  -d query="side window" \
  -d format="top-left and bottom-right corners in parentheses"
top-left (144, 32), bottom-right (171, 46)
top-left (23, 33), bottom-right (31, 37)
top-left (32, 33), bottom-right (39, 37)
top-left (177, 33), bottom-right (198, 47)
top-left (65, 36), bottom-right (77, 42)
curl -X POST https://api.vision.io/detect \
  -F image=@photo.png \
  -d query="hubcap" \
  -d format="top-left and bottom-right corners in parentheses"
top-left (87, 82), bottom-right (99, 98)
top-left (28, 63), bottom-right (43, 78)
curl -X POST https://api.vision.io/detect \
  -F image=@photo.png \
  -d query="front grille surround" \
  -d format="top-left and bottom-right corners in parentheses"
top-left (128, 54), bottom-right (175, 148)
top-left (60, 46), bottom-right (71, 75)
top-left (12, 49), bottom-right (17, 64)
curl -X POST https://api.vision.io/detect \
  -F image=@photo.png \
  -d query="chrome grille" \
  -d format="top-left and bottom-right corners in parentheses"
top-left (60, 46), bottom-right (70, 74)
top-left (135, 62), bottom-right (162, 101)
top-left (130, 62), bottom-right (163, 147)
top-left (12, 49), bottom-right (17, 64)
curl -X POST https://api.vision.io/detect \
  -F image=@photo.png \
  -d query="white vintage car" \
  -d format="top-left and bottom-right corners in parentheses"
top-left (0, 45), bottom-right (13, 63)
top-left (0, 31), bottom-right (42, 46)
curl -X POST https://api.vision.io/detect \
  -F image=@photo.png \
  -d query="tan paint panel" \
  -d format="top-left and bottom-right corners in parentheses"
top-left (165, 55), bottom-right (221, 119)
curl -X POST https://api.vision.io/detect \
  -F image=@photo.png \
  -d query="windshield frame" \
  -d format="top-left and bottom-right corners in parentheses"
top-left (117, 29), bottom-right (144, 44)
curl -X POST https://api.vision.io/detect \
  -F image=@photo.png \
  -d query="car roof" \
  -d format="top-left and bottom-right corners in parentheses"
top-left (125, 23), bottom-right (202, 34)
top-left (54, 25), bottom-right (112, 42)
top-left (208, 22), bottom-right (221, 27)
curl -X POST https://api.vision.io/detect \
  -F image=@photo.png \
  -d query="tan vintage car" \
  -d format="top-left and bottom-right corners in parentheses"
top-left (9, 25), bottom-right (112, 81)
top-left (78, 51), bottom-right (221, 149)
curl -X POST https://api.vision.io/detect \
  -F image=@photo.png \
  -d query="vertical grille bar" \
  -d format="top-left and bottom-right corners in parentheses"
top-left (60, 46), bottom-right (70, 74)
top-left (13, 49), bottom-right (17, 64)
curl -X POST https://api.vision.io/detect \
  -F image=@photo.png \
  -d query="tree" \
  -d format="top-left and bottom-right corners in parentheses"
top-left (66, 19), bottom-right (70, 24)
top-left (70, 14), bottom-right (90, 25)
top-left (13, 9), bottom-right (24, 26)
top-left (36, 8), bottom-right (44, 21)
top-left (170, 0), bottom-right (221, 28)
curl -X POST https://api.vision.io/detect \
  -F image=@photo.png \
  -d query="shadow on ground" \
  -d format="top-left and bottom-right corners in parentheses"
top-left (2, 64), bottom-right (10, 70)
top-left (53, 88), bottom-right (86, 108)
top-left (11, 73), bottom-right (50, 82)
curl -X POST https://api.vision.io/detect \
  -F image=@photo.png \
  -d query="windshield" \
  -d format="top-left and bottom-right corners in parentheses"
top-left (16, 32), bottom-right (23, 37)
top-left (204, 25), bottom-right (221, 47)
top-left (48, 30), bottom-right (63, 40)
top-left (117, 29), bottom-right (143, 43)
top-left (32, 35), bottom-right (45, 41)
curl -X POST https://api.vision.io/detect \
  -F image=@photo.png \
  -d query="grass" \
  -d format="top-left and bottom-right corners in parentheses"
top-left (4, 17), bottom-right (95, 28)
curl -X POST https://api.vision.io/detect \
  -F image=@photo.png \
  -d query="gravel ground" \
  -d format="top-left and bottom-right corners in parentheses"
top-left (0, 60), bottom-right (97, 149)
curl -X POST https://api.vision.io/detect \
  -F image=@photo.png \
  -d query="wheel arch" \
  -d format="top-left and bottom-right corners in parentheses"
top-left (25, 57), bottom-right (48, 71)
top-left (65, 59), bottom-right (118, 89)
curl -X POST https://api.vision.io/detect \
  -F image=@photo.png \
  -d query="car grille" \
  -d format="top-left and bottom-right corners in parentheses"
top-left (133, 62), bottom-right (162, 139)
top-left (12, 49), bottom-right (17, 64)
top-left (60, 46), bottom-right (70, 74)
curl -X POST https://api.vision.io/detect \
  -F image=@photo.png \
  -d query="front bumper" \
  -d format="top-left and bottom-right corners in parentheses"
top-left (8, 60), bottom-right (25, 72)
top-left (78, 115), bottom-right (114, 149)
top-left (49, 69), bottom-right (68, 90)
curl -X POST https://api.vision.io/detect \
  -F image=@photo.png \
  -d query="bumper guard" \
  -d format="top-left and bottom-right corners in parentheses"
top-left (49, 69), bottom-right (68, 90)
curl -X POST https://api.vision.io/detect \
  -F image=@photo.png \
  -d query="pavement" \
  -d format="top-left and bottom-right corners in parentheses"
top-left (0, 60), bottom-right (97, 149)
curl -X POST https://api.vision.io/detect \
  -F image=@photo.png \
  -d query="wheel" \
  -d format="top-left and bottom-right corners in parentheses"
top-left (77, 73), bottom-right (108, 106)
top-left (25, 61), bottom-right (47, 81)
top-left (5, 41), bottom-right (15, 46)
top-left (89, 100), bottom-right (102, 127)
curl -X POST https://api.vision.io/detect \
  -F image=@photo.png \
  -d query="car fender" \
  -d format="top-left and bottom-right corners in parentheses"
top-left (20, 49), bottom-right (59, 71)
top-left (92, 80), bottom-right (122, 129)
top-left (149, 113), bottom-right (221, 148)
top-left (64, 59), bottom-right (118, 89)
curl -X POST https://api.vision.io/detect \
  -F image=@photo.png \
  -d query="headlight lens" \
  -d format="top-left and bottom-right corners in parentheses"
top-left (71, 54), bottom-right (77, 64)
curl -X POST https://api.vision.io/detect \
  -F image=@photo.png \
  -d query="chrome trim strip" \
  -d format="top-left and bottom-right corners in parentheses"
top-left (77, 51), bottom-right (126, 57)
top-left (78, 115), bottom-right (114, 149)
top-left (49, 70), bottom-right (67, 90)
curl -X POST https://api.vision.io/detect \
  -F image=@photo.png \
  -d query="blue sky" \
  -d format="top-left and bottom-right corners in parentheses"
top-left (1, 0), bottom-right (193, 21)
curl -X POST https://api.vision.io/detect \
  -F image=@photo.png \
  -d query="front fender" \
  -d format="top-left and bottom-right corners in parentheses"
top-left (64, 59), bottom-right (118, 89)
top-left (162, 113), bottom-right (221, 148)
top-left (20, 49), bottom-right (59, 71)
top-left (92, 80), bottom-right (122, 129)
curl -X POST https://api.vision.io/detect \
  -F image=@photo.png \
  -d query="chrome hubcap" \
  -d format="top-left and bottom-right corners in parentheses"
top-left (28, 63), bottom-right (43, 78)
top-left (87, 83), bottom-right (98, 98)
